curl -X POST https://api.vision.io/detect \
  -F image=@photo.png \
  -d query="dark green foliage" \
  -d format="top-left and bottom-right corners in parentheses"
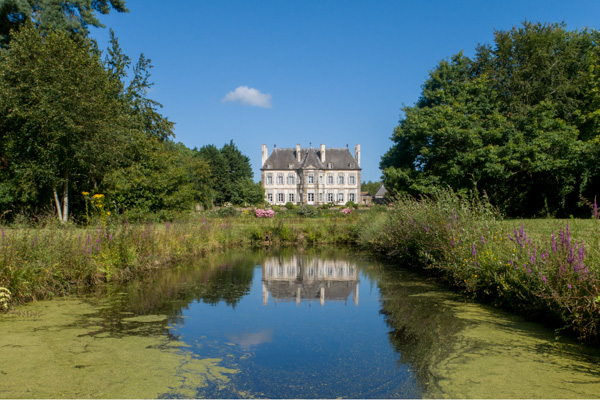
top-left (217, 206), bottom-right (240, 218)
top-left (0, 23), bottom-right (122, 222)
top-left (382, 22), bottom-right (600, 217)
top-left (0, 23), bottom-right (216, 222)
top-left (196, 141), bottom-right (259, 207)
top-left (0, 6), bottom-right (257, 222)
top-left (361, 181), bottom-right (381, 196)
top-left (345, 201), bottom-right (358, 209)
top-left (0, 0), bottom-right (128, 49)
top-left (296, 205), bottom-right (319, 218)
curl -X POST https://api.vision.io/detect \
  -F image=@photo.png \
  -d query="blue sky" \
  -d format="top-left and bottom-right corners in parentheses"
top-left (90, 0), bottom-right (600, 183)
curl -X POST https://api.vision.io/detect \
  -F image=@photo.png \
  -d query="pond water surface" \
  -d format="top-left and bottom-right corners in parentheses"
top-left (1, 248), bottom-right (600, 398)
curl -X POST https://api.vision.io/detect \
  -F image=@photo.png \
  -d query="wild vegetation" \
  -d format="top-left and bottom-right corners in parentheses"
top-left (358, 190), bottom-right (600, 342)
top-left (1, 4), bottom-right (600, 345)
top-left (382, 22), bottom-right (600, 218)
top-left (0, 5), bottom-right (262, 225)
top-left (0, 206), bottom-right (361, 304)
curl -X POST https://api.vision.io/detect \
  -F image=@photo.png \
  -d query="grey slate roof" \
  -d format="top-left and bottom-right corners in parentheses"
top-left (374, 184), bottom-right (388, 198)
top-left (262, 147), bottom-right (360, 170)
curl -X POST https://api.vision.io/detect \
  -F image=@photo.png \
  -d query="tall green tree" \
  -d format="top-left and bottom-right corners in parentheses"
top-left (0, 23), bottom-right (121, 222)
top-left (196, 144), bottom-right (228, 206)
top-left (103, 139), bottom-right (212, 215)
top-left (382, 22), bottom-right (599, 217)
top-left (196, 141), bottom-right (259, 206)
top-left (1, 0), bottom-right (128, 48)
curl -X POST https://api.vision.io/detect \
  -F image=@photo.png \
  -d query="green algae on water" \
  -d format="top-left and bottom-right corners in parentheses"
top-left (0, 298), bottom-right (239, 399)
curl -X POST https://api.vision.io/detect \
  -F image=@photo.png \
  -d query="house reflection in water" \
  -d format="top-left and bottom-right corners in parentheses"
top-left (262, 256), bottom-right (359, 306)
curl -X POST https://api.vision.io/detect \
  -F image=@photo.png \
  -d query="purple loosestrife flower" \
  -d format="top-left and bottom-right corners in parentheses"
top-left (481, 236), bottom-right (485, 244)
top-left (542, 276), bottom-right (547, 284)
top-left (471, 244), bottom-right (477, 256)
top-left (519, 224), bottom-right (524, 237)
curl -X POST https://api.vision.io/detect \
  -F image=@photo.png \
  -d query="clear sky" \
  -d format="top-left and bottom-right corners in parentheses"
top-left (90, 0), bottom-right (600, 183)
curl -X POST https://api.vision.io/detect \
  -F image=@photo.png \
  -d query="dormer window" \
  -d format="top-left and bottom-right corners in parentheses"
top-left (350, 163), bottom-right (355, 168)
top-left (288, 163), bottom-right (294, 169)
top-left (267, 164), bottom-right (272, 169)
top-left (328, 162), bottom-right (333, 169)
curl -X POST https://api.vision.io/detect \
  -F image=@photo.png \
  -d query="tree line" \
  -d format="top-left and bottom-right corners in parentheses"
top-left (0, 1), bottom-right (262, 223)
top-left (381, 22), bottom-right (600, 218)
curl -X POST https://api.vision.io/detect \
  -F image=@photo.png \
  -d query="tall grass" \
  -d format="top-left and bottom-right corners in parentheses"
top-left (0, 212), bottom-right (360, 305)
top-left (358, 190), bottom-right (600, 342)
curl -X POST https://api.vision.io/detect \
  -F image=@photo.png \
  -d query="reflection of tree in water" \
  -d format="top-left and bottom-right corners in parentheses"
top-left (85, 250), bottom-right (264, 338)
top-left (363, 262), bottom-right (468, 395)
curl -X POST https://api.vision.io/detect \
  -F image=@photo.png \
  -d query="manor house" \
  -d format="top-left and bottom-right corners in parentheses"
top-left (261, 143), bottom-right (361, 206)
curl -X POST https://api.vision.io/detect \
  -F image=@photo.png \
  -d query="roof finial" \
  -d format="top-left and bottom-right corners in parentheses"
top-left (309, 142), bottom-right (312, 148)
top-left (274, 144), bottom-right (276, 148)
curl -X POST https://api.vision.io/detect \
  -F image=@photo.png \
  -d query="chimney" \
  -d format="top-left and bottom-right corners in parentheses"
top-left (320, 144), bottom-right (326, 163)
top-left (354, 144), bottom-right (361, 167)
top-left (296, 144), bottom-right (301, 162)
top-left (262, 144), bottom-right (268, 167)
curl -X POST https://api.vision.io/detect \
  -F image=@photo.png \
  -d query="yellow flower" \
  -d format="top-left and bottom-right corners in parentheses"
top-left (81, 191), bottom-right (90, 196)
top-left (107, 211), bottom-right (111, 215)
top-left (92, 194), bottom-right (104, 199)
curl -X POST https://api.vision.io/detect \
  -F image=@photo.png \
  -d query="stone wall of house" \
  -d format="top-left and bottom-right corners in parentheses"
top-left (261, 143), bottom-right (362, 206)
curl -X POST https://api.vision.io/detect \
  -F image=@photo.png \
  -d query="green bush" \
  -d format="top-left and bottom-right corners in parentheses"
top-left (285, 202), bottom-right (296, 210)
top-left (296, 205), bottom-right (319, 218)
top-left (345, 201), bottom-right (359, 209)
top-left (217, 207), bottom-right (239, 217)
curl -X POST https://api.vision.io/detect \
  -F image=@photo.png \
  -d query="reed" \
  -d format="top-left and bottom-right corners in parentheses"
top-left (358, 189), bottom-right (600, 342)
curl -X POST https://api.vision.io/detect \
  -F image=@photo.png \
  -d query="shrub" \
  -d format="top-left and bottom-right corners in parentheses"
top-left (285, 202), bottom-right (296, 210)
top-left (218, 207), bottom-right (239, 218)
top-left (360, 188), bottom-right (600, 342)
top-left (297, 205), bottom-right (319, 218)
top-left (345, 201), bottom-right (358, 209)
top-left (255, 209), bottom-right (275, 218)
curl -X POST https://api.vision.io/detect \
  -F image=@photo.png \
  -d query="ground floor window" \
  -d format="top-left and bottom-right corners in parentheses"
top-left (308, 193), bottom-right (314, 202)
top-left (267, 192), bottom-right (273, 202)
top-left (277, 193), bottom-right (284, 202)
top-left (327, 192), bottom-right (334, 202)
top-left (349, 192), bottom-right (355, 202)
top-left (338, 192), bottom-right (344, 203)
top-left (288, 193), bottom-right (295, 202)
top-left (319, 192), bottom-right (323, 202)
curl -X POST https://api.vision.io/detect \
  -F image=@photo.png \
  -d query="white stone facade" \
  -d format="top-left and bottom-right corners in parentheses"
top-left (261, 144), bottom-right (361, 206)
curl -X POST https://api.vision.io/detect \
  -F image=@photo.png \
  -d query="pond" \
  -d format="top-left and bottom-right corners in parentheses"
top-left (1, 248), bottom-right (600, 398)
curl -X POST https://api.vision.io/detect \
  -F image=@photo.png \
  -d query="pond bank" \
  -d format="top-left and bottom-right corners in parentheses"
top-left (2, 197), bottom-right (600, 344)
top-left (2, 248), bottom-right (600, 398)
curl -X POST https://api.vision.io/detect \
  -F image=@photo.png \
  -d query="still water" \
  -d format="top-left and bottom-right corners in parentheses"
top-left (1, 248), bottom-right (600, 398)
